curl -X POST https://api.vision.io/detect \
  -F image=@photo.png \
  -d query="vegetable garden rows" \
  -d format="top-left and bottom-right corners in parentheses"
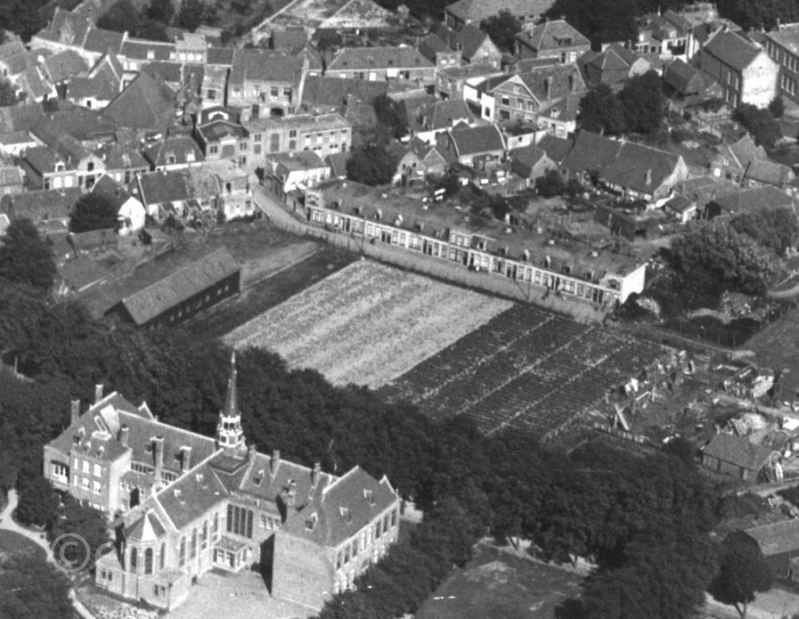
top-left (383, 305), bottom-right (664, 436)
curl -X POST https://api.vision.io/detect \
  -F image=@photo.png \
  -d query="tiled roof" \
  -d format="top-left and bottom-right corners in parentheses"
top-left (270, 28), bottom-right (308, 54)
top-left (22, 145), bottom-right (65, 173)
top-left (269, 150), bottom-right (327, 172)
top-left (710, 186), bottom-right (794, 214)
top-left (663, 58), bottom-right (710, 94)
top-left (0, 104), bottom-right (46, 133)
top-left (327, 46), bottom-right (433, 71)
top-left (141, 61), bottom-right (182, 84)
top-left (120, 247), bottom-right (239, 325)
top-left (125, 510), bottom-right (166, 542)
top-left (537, 134), bottom-right (573, 163)
top-left (510, 144), bottom-right (549, 168)
top-left (405, 97), bottom-right (472, 133)
top-left (767, 24), bottom-right (799, 54)
top-left (562, 130), bottom-right (622, 172)
top-left (104, 71), bottom-right (177, 132)
top-left (35, 8), bottom-right (91, 48)
top-left (282, 466), bottom-right (397, 547)
top-left (207, 46), bottom-right (235, 66)
top-left (702, 31), bottom-right (762, 71)
top-left (229, 50), bottom-right (304, 86)
top-left (446, 0), bottom-right (554, 23)
top-left (745, 519), bottom-right (799, 557)
top-left (516, 19), bottom-right (590, 52)
top-left (300, 75), bottom-right (388, 109)
top-left (121, 39), bottom-right (176, 62)
top-left (91, 174), bottom-right (131, 209)
top-left (418, 33), bottom-right (452, 62)
top-left (83, 26), bottom-right (124, 55)
top-left (745, 159), bottom-right (794, 187)
top-left (95, 143), bottom-right (148, 171)
top-left (513, 64), bottom-right (585, 101)
top-left (435, 24), bottom-right (499, 61)
top-left (17, 66), bottom-right (53, 101)
top-left (0, 165), bottom-right (23, 187)
top-left (43, 49), bottom-right (88, 83)
top-left (137, 169), bottom-right (191, 205)
top-left (450, 123), bottom-right (505, 156)
top-left (196, 119), bottom-right (247, 142)
top-left (702, 432), bottom-right (775, 471)
top-left (142, 135), bottom-right (204, 167)
top-left (0, 187), bottom-right (80, 222)
top-left (156, 463), bottom-right (228, 529)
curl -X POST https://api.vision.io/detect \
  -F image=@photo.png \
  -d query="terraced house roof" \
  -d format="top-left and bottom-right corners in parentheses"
top-left (104, 71), bottom-right (177, 132)
top-left (43, 49), bottom-right (89, 83)
top-left (327, 46), bottom-right (433, 71)
top-left (229, 50), bottom-right (304, 86)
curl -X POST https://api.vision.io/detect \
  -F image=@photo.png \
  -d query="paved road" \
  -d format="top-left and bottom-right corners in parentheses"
top-left (0, 489), bottom-right (96, 619)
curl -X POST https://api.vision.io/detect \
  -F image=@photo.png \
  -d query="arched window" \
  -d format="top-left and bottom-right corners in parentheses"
top-left (213, 512), bottom-right (218, 534)
top-left (130, 547), bottom-right (138, 572)
top-left (159, 542), bottom-right (165, 570)
top-left (179, 537), bottom-right (186, 566)
top-left (190, 528), bottom-right (197, 559)
top-left (144, 547), bottom-right (153, 574)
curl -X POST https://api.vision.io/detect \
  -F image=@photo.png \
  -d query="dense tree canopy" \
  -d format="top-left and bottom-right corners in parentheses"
top-left (0, 553), bottom-right (73, 618)
top-left (619, 71), bottom-right (666, 134)
top-left (0, 219), bottom-right (57, 291)
top-left (578, 84), bottom-right (627, 136)
top-left (373, 94), bottom-right (408, 139)
top-left (97, 0), bottom-right (169, 41)
top-left (70, 192), bottom-right (119, 233)
top-left (481, 11), bottom-right (521, 53)
top-left (730, 206), bottom-right (799, 257)
top-left (346, 143), bottom-right (398, 186)
top-left (709, 532), bottom-right (773, 618)
top-left (734, 104), bottom-right (781, 149)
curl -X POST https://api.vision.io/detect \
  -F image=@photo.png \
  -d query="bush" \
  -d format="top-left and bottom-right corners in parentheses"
top-left (535, 169), bottom-right (566, 197)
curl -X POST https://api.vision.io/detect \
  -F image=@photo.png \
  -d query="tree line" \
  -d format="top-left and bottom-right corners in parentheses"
top-left (0, 220), bottom-right (777, 617)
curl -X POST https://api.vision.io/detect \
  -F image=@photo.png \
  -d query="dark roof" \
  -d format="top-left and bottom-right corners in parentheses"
top-left (745, 159), bottom-right (794, 187)
top-left (142, 135), bottom-right (204, 167)
top-left (207, 46), bottom-right (235, 66)
top-left (137, 169), bottom-right (191, 205)
top-left (326, 151), bottom-right (351, 178)
top-left (516, 19), bottom-right (590, 52)
top-left (702, 31), bottom-right (762, 71)
top-left (83, 26), bottom-right (124, 55)
top-left (120, 248), bottom-right (239, 325)
top-left (511, 144), bottom-right (550, 168)
top-left (745, 519), bottom-right (799, 557)
top-left (0, 103), bottom-right (46, 133)
top-left (0, 187), bottom-right (80, 222)
top-left (327, 46), bottom-right (433, 71)
top-left (156, 463), bottom-right (229, 529)
top-left (196, 119), bottom-right (247, 142)
top-left (43, 49), bottom-right (89, 83)
top-left (141, 62), bottom-right (182, 84)
top-left (510, 64), bottom-right (585, 101)
top-left (301, 75), bottom-right (388, 109)
top-left (601, 141), bottom-right (682, 194)
top-left (91, 174), bottom-right (132, 209)
top-left (95, 143), bottom-right (148, 171)
top-left (282, 466), bottom-right (397, 547)
top-left (271, 28), bottom-right (308, 54)
top-left (710, 186), bottom-right (794, 214)
top-left (450, 124), bottom-right (505, 156)
top-left (104, 71), bottom-right (177, 132)
top-left (125, 510), bottom-right (166, 542)
top-left (418, 33), bottom-right (452, 62)
top-left (229, 50), bottom-right (304, 86)
top-left (34, 104), bottom-right (117, 141)
top-left (562, 130), bottom-right (622, 173)
top-left (35, 8), bottom-right (91, 48)
top-left (702, 432), bottom-right (775, 471)
top-left (121, 39), bottom-right (176, 62)
top-left (663, 58), bottom-right (716, 95)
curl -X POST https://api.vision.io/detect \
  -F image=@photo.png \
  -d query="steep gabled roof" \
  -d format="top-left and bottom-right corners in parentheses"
top-left (601, 141), bottom-right (682, 194)
top-left (104, 71), bottom-right (177, 132)
top-left (0, 187), bottom-right (80, 222)
top-left (155, 463), bottom-right (229, 529)
top-left (281, 466), bottom-right (397, 547)
top-left (562, 130), bottom-right (623, 173)
top-left (702, 432), bottom-right (774, 471)
top-left (702, 30), bottom-right (762, 71)
top-left (142, 135), bottom-right (204, 167)
top-left (745, 519), bottom-right (799, 557)
top-left (327, 46), bottom-right (433, 71)
top-left (516, 19), bottom-right (590, 52)
top-left (449, 123), bottom-right (505, 156)
top-left (229, 50), bottom-right (304, 86)
top-left (43, 49), bottom-right (89, 83)
top-left (300, 75), bottom-right (387, 109)
top-left (82, 26), bottom-right (125, 55)
top-left (137, 169), bottom-right (192, 206)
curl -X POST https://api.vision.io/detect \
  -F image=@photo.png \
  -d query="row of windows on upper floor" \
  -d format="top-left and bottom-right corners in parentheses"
top-left (334, 508), bottom-right (398, 570)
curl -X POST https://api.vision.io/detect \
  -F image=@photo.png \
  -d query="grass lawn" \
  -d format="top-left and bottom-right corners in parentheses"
top-left (0, 530), bottom-right (45, 561)
top-left (416, 545), bottom-right (582, 619)
top-left (188, 244), bottom-right (356, 341)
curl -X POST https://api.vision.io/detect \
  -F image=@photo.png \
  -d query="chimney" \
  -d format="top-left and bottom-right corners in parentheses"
top-left (94, 383), bottom-right (104, 403)
top-left (119, 424), bottom-right (130, 448)
top-left (248, 443), bottom-right (256, 466)
top-left (70, 399), bottom-right (80, 425)
top-left (153, 436), bottom-right (164, 479)
top-left (645, 168), bottom-right (653, 185)
top-left (311, 461), bottom-right (321, 487)
top-left (270, 449), bottom-right (280, 476)
top-left (180, 445), bottom-right (192, 472)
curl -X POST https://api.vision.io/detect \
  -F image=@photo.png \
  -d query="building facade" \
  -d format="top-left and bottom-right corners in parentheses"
top-left (764, 24), bottom-right (799, 103)
top-left (43, 356), bottom-right (399, 612)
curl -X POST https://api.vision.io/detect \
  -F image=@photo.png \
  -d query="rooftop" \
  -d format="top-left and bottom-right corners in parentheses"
top-left (327, 46), bottom-right (434, 71)
top-left (516, 19), bottom-right (590, 52)
top-left (702, 30), bottom-right (763, 71)
top-left (702, 432), bottom-right (775, 471)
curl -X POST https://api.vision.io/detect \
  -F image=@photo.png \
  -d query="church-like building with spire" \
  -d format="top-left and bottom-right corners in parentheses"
top-left (42, 354), bottom-right (400, 612)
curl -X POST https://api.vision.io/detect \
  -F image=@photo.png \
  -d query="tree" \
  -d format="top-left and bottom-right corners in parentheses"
top-left (97, 0), bottom-right (140, 33)
top-left (0, 77), bottom-right (18, 106)
top-left (734, 104), bottom-right (781, 149)
top-left (669, 220), bottom-right (782, 302)
top-left (346, 143), bottom-right (398, 185)
top-left (15, 474), bottom-right (59, 527)
top-left (579, 84), bottom-right (627, 135)
top-left (709, 532), bottom-right (773, 618)
top-left (0, 554), bottom-right (73, 619)
top-left (0, 219), bottom-right (57, 291)
top-left (49, 494), bottom-right (110, 569)
top-left (146, 0), bottom-right (173, 24)
top-left (730, 206), bottom-right (799, 257)
top-left (373, 94), bottom-right (408, 139)
top-left (70, 192), bottom-right (119, 232)
top-left (481, 10), bottom-right (521, 53)
top-left (535, 169), bottom-right (566, 197)
top-left (769, 96), bottom-right (785, 118)
top-left (619, 70), bottom-right (666, 134)
top-left (176, 0), bottom-right (204, 31)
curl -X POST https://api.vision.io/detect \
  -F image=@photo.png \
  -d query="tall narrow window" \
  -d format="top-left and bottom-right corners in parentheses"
top-left (179, 537), bottom-right (186, 566)
top-left (144, 547), bottom-right (153, 574)
top-left (159, 542), bottom-right (165, 570)
top-left (190, 528), bottom-right (197, 559)
top-left (130, 547), bottom-right (138, 572)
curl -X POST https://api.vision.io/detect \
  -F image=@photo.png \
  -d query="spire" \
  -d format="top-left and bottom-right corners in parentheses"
top-left (223, 351), bottom-right (237, 417)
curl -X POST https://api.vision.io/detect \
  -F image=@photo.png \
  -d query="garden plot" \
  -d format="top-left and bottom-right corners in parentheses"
top-left (224, 260), bottom-right (512, 388)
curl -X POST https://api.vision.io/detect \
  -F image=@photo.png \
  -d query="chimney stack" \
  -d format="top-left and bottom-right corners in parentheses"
top-left (248, 443), bottom-right (256, 465)
top-left (70, 399), bottom-right (80, 425)
top-left (153, 436), bottom-right (165, 480)
top-left (119, 424), bottom-right (130, 448)
top-left (94, 383), bottom-right (104, 403)
top-left (311, 461), bottom-right (321, 487)
top-left (180, 445), bottom-right (192, 472)
top-left (270, 449), bottom-right (280, 476)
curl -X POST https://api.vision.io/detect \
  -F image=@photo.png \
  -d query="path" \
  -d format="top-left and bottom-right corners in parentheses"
top-left (0, 489), bottom-right (96, 619)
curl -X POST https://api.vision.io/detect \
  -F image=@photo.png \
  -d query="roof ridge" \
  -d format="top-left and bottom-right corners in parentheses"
top-left (116, 409), bottom-right (217, 444)
top-left (321, 464), bottom-right (360, 496)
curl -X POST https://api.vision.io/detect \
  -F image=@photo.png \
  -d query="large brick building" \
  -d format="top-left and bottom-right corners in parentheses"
top-left (43, 355), bottom-right (399, 611)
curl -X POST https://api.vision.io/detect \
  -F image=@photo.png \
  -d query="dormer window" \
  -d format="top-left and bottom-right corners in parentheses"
top-left (339, 506), bottom-right (351, 522)
top-left (166, 153), bottom-right (176, 165)
top-left (253, 469), bottom-right (264, 486)
top-left (55, 163), bottom-right (65, 172)
top-left (364, 489), bottom-right (375, 505)
top-left (305, 512), bottom-right (318, 530)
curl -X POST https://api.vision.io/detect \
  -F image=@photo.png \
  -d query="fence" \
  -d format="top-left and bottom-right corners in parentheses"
top-left (269, 212), bottom-right (608, 324)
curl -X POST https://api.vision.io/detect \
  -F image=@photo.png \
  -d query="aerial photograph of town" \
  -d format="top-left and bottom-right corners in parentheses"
top-left (7, 0), bottom-right (799, 617)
